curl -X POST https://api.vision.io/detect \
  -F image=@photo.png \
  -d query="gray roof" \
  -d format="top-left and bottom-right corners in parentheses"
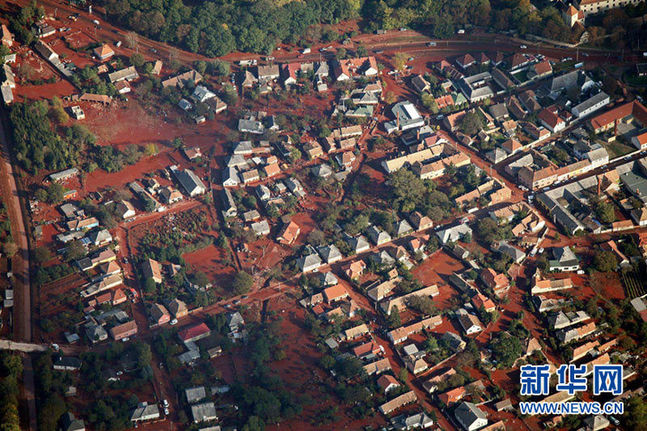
top-left (436, 224), bottom-right (472, 244)
top-left (232, 141), bottom-right (253, 155)
top-left (454, 402), bottom-right (487, 428)
top-left (131, 403), bottom-right (160, 422)
top-left (238, 119), bottom-right (265, 134)
top-left (191, 402), bottom-right (218, 423)
top-left (348, 235), bottom-right (370, 252)
top-left (298, 253), bottom-right (322, 272)
top-left (251, 220), bottom-right (270, 235)
top-left (572, 92), bottom-right (609, 115)
top-left (317, 244), bottom-right (342, 263)
top-left (173, 168), bottom-right (207, 196)
top-left (488, 103), bottom-right (509, 120)
top-left (185, 386), bottom-right (207, 404)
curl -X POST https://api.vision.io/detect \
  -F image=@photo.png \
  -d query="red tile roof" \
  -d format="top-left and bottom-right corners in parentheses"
top-left (178, 322), bottom-right (210, 342)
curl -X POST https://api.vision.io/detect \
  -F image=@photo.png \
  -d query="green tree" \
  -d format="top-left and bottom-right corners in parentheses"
top-left (460, 111), bottom-right (484, 136)
top-left (231, 271), bottom-right (254, 295)
top-left (387, 306), bottom-right (401, 328)
top-left (593, 250), bottom-right (617, 272)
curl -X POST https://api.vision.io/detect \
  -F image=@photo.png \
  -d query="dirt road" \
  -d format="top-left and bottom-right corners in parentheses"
top-left (0, 114), bottom-right (36, 430)
top-left (0, 115), bottom-right (31, 341)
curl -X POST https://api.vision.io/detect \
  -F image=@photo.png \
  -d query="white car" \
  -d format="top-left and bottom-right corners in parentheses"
top-left (163, 399), bottom-right (169, 407)
top-left (520, 45), bottom-right (527, 49)
top-left (170, 318), bottom-right (178, 325)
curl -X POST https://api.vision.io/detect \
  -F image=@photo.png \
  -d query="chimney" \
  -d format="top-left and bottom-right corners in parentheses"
top-left (417, 128), bottom-right (420, 141)
top-left (397, 112), bottom-right (400, 130)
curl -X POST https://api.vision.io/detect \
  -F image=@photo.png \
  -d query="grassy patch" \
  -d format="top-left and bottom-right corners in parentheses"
top-left (601, 139), bottom-right (634, 159)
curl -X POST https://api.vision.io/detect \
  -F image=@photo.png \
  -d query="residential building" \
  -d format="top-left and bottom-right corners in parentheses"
top-left (454, 402), bottom-right (488, 431)
top-left (191, 402), bottom-right (217, 423)
top-left (109, 320), bottom-right (138, 341)
top-left (379, 391), bottom-right (417, 415)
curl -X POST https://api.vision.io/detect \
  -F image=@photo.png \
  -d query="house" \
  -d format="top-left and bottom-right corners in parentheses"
top-left (238, 119), bottom-right (265, 135)
top-left (53, 356), bottom-right (82, 371)
top-left (379, 391), bottom-right (417, 415)
top-left (323, 284), bottom-right (349, 303)
top-left (192, 85), bottom-right (216, 103)
top-left (255, 64), bottom-right (280, 82)
top-left (162, 70), bottom-right (203, 88)
top-left (563, 4), bottom-right (584, 26)
top-left (85, 324), bottom-right (107, 343)
top-left (66, 217), bottom-right (99, 232)
top-left (108, 66), bottom-right (139, 83)
top-left (191, 402), bottom-right (218, 423)
top-left (456, 53), bottom-right (476, 69)
top-left (411, 74), bottom-right (430, 93)
top-left (343, 260), bottom-right (366, 280)
top-left (251, 220), bottom-right (270, 236)
top-left (377, 374), bottom-right (401, 393)
top-left (61, 412), bottom-right (85, 431)
top-left (391, 412), bottom-right (434, 430)
top-left (94, 44), bottom-right (114, 61)
top-left (408, 212), bottom-right (434, 231)
top-left (87, 229), bottom-right (112, 246)
top-left (183, 147), bottom-right (202, 160)
top-left (442, 331), bottom-right (467, 352)
top-left (1, 24), bottom-right (13, 47)
top-left (185, 386), bottom-right (207, 404)
top-left (168, 298), bottom-right (188, 318)
top-left (150, 303), bottom-right (171, 325)
top-left (455, 402), bottom-right (488, 431)
top-left (110, 320), bottom-right (138, 341)
top-left (549, 247), bottom-right (580, 272)
top-left (277, 221), bottom-right (300, 245)
top-left (115, 200), bottom-right (136, 219)
top-left (387, 316), bottom-right (443, 344)
top-left (318, 244), bottom-right (342, 264)
top-left (343, 323), bottom-right (369, 341)
top-left (171, 167), bottom-right (207, 197)
top-left (363, 358), bottom-right (392, 375)
top-left (480, 268), bottom-right (509, 297)
top-left (347, 235), bottom-right (370, 253)
top-left (333, 57), bottom-right (378, 81)
top-left (384, 101), bottom-right (425, 133)
top-left (380, 284), bottom-right (439, 314)
top-left (538, 108), bottom-right (565, 133)
top-left (112, 288), bottom-right (127, 305)
top-left (438, 386), bottom-right (466, 406)
top-left (297, 252), bottom-right (322, 273)
top-left (436, 224), bottom-right (472, 244)
top-left (472, 293), bottom-right (495, 313)
top-left (241, 169), bottom-right (260, 184)
top-left (457, 309), bottom-right (483, 334)
top-left (530, 60), bottom-right (553, 79)
top-left (227, 311), bottom-right (245, 338)
top-left (179, 323), bottom-right (211, 343)
top-left (367, 226), bottom-right (391, 246)
top-left (142, 258), bottom-right (163, 283)
top-left (572, 92), bottom-right (610, 118)
top-left (159, 186), bottom-right (183, 204)
top-left (131, 402), bottom-right (160, 423)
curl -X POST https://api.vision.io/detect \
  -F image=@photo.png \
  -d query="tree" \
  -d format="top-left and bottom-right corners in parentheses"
top-left (593, 250), bottom-right (617, 272)
top-left (489, 333), bottom-right (523, 368)
top-left (64, 240), bottom-right (85, 261)
top-left (130, 53), bottom-right (145, 68)
top-left (2, 241), bottom-right (17, 258)
top-left (622, 396), bottom-right (647, 430)
top-left (355, 45), bottom-right (368, 57)
top-left (407, 295), bottom-right (436, 315)
top-left (192, 271), bottom-right (210, 287)
top-left (393, 52), bottom-right (408, 71)
top-left (45, 183), bottom-right (65, 204)
top-left (387, 306), bottom-right (401, 328)
top-left (32, 247), bottom-right (51, 264)
top-left (460, 111), bottom-right (484, 136)
top-left (231, 271), bottom-right (254, 295)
